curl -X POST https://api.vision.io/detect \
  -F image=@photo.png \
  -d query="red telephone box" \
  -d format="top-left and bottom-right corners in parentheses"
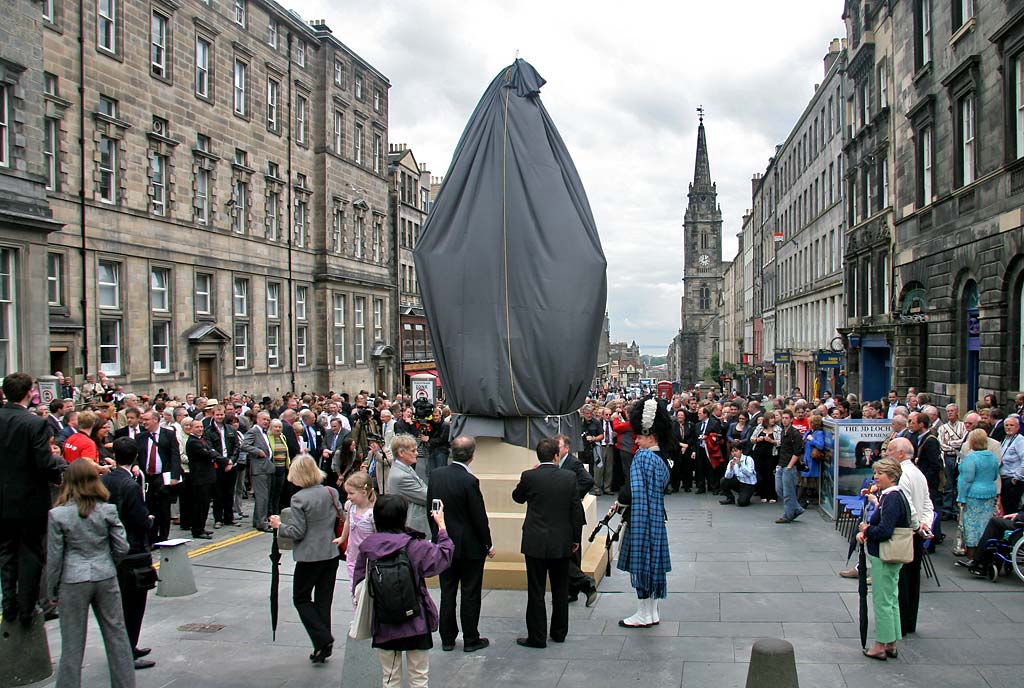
top-left (656, 381), bottom-right (672, 400)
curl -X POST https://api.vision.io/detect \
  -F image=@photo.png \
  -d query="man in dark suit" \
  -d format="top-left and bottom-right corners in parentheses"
top-left (203, 405), bottom-right (240, 528)
top-left (555, 434), bottom-right (599, 606)
top-left (511, 438), bottom-right (581, 649)
top-left (135, 410), bottom-right (181, 544)
top-left (0, 372), bottom-right (62, 627)
top-left (426, 435), bottom-right (494, 653)
top-left (102, 438), bottom-right (156, 668)
top-left (694, 404), bottom-right (723, 494)
top-left (185, 419), bottom-right (219, 539)
top-left (299, 409), bottom-right (326, 471)
top-left (45, 398), bottom-right (68, 437)
top-left (112, 407), bottom-right (143, 441)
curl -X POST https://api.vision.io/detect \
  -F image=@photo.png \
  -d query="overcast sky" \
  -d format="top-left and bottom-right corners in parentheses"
top-left (296, 0), bottom-right (846, 357)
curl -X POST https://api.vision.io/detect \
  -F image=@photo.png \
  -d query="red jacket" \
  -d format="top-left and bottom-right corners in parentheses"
top-left (63, 431), bottom-right (98, 462)
top-left (611, 415), bottom-right (634, 453)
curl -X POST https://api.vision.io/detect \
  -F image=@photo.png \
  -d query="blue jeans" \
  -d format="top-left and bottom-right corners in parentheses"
top-left (775, 466), bottom-right (803, 521)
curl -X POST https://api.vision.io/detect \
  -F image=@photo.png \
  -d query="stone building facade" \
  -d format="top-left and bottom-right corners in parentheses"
top-left (774, 40), bottom-right (848, 398)
top-left (38, 0), bottom-right (395, 399)
top-left (674, 115), bottom-right (725, 387)
top-left (388, 143), bottom-right (437, 385)
top-left (0, 0), bottom-right (63, 379)
top-left (881, 0), bottom-right (1024, 410)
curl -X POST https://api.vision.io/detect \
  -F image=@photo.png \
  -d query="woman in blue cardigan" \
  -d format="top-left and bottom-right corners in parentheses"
top-left (957, 428), bottom-right (1001, 562)
top-left (857, 456), bottom-right (910, 661)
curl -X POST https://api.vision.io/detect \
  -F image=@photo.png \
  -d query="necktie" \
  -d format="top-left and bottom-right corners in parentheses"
top-left (147, 434), bottom-right (158, 474)
top-left (307, 426), bottom-right (315, 450)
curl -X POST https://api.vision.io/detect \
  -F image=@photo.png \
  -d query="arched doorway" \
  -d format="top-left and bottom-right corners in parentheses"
top-left (964, 281), bottom-right (980, 410)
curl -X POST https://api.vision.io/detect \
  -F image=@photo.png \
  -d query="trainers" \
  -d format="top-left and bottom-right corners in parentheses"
top-left (839, 567), bottom-right (859, 579)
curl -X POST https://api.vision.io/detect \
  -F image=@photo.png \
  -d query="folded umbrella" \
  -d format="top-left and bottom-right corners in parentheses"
top-left (269, 530), bottom-right (281, 641)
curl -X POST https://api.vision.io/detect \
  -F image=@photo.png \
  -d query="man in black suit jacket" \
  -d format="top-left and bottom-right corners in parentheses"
top-left (112, 407), bottom-right (143, 441)
top-left (203, 405), bottom-right (240, 527)
top-left (511, 438), bottom-right (581, 648)
top-left (102, 438), bottom-right (155, 667)
top-left (185, 419), bottom-right (219, 539)
top-left (427, 435), bottom-right (494, 653)
top-left (135, 410), bottom-right (181, 544)
top-left (0, 373), bottom-right (63, 626)
top-left (555, 434), bottom-right (599, 606)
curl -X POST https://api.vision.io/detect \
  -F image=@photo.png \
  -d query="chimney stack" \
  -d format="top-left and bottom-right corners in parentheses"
top-left (824, 37), bottom-right (842, 75)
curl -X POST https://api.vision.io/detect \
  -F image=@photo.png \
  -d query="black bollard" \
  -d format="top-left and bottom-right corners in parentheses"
top-left (745, 638), bottom-right (798, 688)
top-left (0, 614), bottom-right (53, 687)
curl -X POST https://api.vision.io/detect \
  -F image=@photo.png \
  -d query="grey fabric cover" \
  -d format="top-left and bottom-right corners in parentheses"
top-left (414, 59), bottom-right (607, 449)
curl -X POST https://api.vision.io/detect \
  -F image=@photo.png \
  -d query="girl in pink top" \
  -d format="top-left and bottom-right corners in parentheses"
top-left (337, 471), bottom-right (376, 595)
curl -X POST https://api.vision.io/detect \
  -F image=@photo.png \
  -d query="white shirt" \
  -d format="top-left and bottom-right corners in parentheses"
top-left (452, 460), bottom-right (473, 475)
top-left (899, 459), bottom-right (933, 531)
top-left (724, 454), bottom-right (757, 484)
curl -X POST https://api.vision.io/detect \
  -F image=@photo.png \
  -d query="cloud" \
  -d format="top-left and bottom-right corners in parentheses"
top-left (296, 0), bottom-right (846, 355)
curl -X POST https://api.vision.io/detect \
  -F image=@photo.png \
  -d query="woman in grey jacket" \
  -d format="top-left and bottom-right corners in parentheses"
top-left (269, 454), bottom-right (343, 664)
top-left (46, 459), bottom-right (135, 688)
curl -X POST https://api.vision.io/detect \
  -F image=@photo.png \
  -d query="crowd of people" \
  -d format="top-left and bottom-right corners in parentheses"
top-left (5, 365), bottom-right (1024, 685)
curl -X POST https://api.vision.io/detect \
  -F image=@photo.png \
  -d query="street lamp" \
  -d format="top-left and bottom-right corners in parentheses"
top-left (847, 332), bottom-right (861, 349)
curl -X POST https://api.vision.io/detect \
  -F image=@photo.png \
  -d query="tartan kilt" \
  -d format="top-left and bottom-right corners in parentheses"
top-left (617, 447), bottom-right (671, 598)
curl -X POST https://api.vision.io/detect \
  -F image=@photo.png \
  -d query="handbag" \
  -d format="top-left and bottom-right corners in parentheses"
top-left (119, 552), bottom-right (158, 591)
top-left (811, 447), bottom-right (825, 461)
top-left (349, 562), bottom-right (373, 640)
top-left (879, 491), bottom-right (914, 564)
top-left (327, 487), bottom-right (348, 559)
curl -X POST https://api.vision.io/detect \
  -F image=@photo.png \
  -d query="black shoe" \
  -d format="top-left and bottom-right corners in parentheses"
top-left (585, 589), bottom-right (600, 607)
top-left (549, 635), bottom-right (565, 643)
top-left (954, 558), bottom-right (975, 568)
top-left (194, 533), bottom-right (212, 540)
top-left (133, 647), bottom-right (152, 659)
top-left (441, 643), bottom-right (455, 652)
top-left (567, 594), bottom-right (579, 603)
top-left (310, 642), bottom-right (333, 663)
top-left (696, 488), bottom-right (707, 494)
top-left (683, 487), bottom-right (692, 493)
top-left (134, 659), bottom-right (156, 670)
top-left (516, 637), bottom-right (546, 649)
top-left (463, 638), bottom-right (489, 652)
top-left (719, 498), bottom-right (735, 505)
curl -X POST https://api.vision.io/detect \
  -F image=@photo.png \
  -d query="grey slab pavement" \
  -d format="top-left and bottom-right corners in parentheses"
top-left (19, 491), bottom-right (1024, 687)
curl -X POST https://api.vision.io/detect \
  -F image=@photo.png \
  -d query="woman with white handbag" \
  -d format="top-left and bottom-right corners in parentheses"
top-left (857, 456), bottom-right (912, 661)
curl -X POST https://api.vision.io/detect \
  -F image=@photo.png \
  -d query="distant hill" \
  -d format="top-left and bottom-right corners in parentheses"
top-left (641, 355), bottom-right (667, 366)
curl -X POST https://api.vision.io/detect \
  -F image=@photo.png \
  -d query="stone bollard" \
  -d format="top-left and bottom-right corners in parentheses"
top-left (745, 638), bottom-right (799, 688)
top-left (0, 614), bottom-right (53, 687)
top-left (155, 538), bottom-right (198, 597)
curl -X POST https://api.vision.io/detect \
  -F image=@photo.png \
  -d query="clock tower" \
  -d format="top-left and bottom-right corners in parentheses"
top-left (677, 109), bottom-right (724, 386)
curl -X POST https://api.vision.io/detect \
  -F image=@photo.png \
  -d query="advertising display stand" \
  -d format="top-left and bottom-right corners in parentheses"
top-left (821, 419), bottom-right (893, 519)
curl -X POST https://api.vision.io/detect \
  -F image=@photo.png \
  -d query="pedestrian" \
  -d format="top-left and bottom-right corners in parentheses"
top-left (241, 411), bottom-right (274, 531)
top-left (339, 470), bottom-right (376, 586)
top-left (511, 438), bottom-right (580, 648)
top-left (775, 410), bottom-right (805, 523)
top-left (886, 437), bottom-right (934, 635)
top-left (387, 434), bottom-right (430, 534)
top-left (554, 433), bottom-right (599, 606)
top-left (591, 407), bottom-right (615, 495)
top-left (184, 419), bottom-right (217, 540)
top-left (719, 444), bottom-right (757, 507)
top-left (46, 459), bottom-right (135, 688)
top-left (857, 457), bottom-right (910, 661)
top-left (425, 435), bottom-right (495, 652)
top-left (269, 455), bottom-right (343, 664)
top-left (617, 398), bottom-right (672, 628)
top-left (135, 410), bottom-right (181, 544)
top-left (955, 429), bottom-right (1000, 562)
top-left (101, 438), bottom-right (157, 670)
top-left (747, 413), bottom-right (779, 502)
top-left (0, 372), bottom-right (64, 627)
top-left (351, 494), bottom-right (454, 688)
top-left (267, 418), bottom-right (292, 514)
top-left (203, 406), bottom-right (240, 529)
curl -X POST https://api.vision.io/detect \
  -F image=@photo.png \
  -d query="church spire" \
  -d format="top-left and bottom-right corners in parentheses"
top-left (692, 105), bottom-right (712, 190)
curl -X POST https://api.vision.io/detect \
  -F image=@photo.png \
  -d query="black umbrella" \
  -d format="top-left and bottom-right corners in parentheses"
top-left (857, 502), bottom-right (870, 650)
top-left (269, 529), bottom-right (281, 641)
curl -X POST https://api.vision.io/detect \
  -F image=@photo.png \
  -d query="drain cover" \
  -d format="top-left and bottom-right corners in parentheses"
top-left (676, 510), bottom-right (713, 527)
top-left (177, 623), bottom-right (225, 633)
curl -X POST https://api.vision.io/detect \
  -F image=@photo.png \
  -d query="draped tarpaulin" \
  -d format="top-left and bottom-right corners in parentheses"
top-left (413, 59), bottom-right (607, 449)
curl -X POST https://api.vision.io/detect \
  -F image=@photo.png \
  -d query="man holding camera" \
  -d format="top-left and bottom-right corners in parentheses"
top-left (426, 435), bottom-right (494, 653)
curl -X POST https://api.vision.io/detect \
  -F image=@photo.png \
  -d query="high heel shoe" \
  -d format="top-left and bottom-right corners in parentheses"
top-left (310, 642), bottom-right (333, 663)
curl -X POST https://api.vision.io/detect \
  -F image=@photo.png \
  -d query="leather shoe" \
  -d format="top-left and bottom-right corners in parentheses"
top-left (441, 643), bottom-right (455, 651)
top-left (194, 533), bottom-right (212, 540)
top-left (133, 647), bottom-right (152, 659)
top-left (775, 517), bottom-right (792, 524)
top-left (516, 637), bottom-right (546, 649)
top-left (463, 638), bottom-right (489, 652)
top-left (133, 659), bottom-right (156, 670)
top-left (549, 635), bottom-right (565, 643)
top-left (838, 567), bottom-right (859, 579)
top-left (585, 590), bottom-right (600, 607)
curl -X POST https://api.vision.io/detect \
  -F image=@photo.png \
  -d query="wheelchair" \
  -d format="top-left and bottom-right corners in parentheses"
top-left (969, 527), bottom-right (1024, 583)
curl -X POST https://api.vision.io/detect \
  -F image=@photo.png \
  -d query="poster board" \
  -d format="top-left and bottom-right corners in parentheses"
top-left (821, 419), bottom-right (893, 520)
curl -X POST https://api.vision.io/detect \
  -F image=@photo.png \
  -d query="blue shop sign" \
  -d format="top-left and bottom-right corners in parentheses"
top-left (815, 352), bottom-right (843, 368)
